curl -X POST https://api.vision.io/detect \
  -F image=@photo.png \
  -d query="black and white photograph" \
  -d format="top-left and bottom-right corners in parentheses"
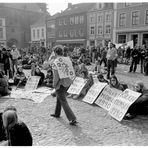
top-left (0, 0), bottom-right (148, 146)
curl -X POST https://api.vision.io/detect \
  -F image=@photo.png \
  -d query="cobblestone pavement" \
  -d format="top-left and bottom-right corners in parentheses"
top-left (1, 64), bottom-right (148, 146)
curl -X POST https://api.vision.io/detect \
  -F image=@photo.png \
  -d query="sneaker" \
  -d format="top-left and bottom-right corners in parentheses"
top-left (69, 120), bottom-right (78, 126)
top-left (50, 114), bottom-right (60, 118)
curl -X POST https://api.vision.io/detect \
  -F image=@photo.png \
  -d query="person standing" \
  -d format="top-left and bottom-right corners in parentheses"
top-left (129, 46), bottom-right (140, 73)
top-left (100, 47), bottom-right (107, 67)
top-left (106, 42), bottom-right (118, 79)
top-left (51, 45), bottom-right (77, 125)
top-left (10, 45), bottom-right (20, 77)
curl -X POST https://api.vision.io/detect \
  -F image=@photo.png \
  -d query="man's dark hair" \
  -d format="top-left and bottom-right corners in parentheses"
top-left (54, 46), bottom-right (63, 56)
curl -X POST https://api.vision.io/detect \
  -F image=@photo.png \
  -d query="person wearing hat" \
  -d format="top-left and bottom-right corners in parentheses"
top-left (10, 45), bottom-right (20, 77)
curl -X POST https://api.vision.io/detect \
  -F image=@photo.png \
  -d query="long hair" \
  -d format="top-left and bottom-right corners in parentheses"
top-left (2, 110), bottom-right (18, 130)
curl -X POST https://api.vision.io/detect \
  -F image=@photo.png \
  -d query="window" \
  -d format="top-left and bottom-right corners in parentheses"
top-left (79, 29), bottom-right (84, 37)
top-left (105, 25), bottom-right (111, 34)
top-left (0, 28), bottom-right (3, 39)
top-left (70, 30), bottom-right (74, 37)
top-left (96, 3), bottom-right (103, 9)
top-left (63, 30), bottom-right (68, 37)
top-left (33, 29), bottom-right (35, 38)
top-left (90, 16), bottom-right (94, 23)
top-left (118, 35), bottom-right (126, 43)
top-left (98, 14), bottom-right (103, 22)
top-left (97, 26), bottom-right (103, 35)
top-left (90, 26), bottom-right (95, 35)
top-left (59, 19), bottom-right (62, 25)
top-left (132, 11), bottom-right (139, 26)
top-left (145, 10), bottom-right (148, 24)
top-left (105, 13), bottom-right (111, 22)
top-left (63, 19), bottom-right (67, 25)
top-left (37, 29), bottom-right (40, 38)
top-left (119, 13), bottom-right (126, 27)
top-left (59, 31), bottom-right (62, 37)
top-left (42, 29), bottom-right (44, 38)
top-left (80, 16), bottom-right (84, 24)
top-left (70, 17), bottom-right (74, 25)
top-left (0, 20), bottom-right (2, 26)
top-left (75, 16), bottom-right (79, 24)
top-left (125, 3), bottom-right (132, 6)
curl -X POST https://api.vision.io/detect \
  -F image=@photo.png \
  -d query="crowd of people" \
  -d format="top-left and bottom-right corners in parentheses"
top-left (0, 42), bottom-right (148, 146)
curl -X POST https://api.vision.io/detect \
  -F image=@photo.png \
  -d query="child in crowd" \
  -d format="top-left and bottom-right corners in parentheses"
top-left (1, 106), bottom-right (33, 146)
top-left (44, 67), bottom-right (53, 88)
top-left (14, 66), bottom-right (27, 86)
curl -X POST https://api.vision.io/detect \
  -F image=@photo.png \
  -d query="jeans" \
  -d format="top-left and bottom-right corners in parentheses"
top-left (129, 59), bottom-right (138, 72)
top-left (54, 85), bottom-right (76, 121)
top-left (107, 60), bottom-right (115, 79)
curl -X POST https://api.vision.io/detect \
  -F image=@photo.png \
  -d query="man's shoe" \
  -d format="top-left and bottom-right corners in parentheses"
top-left (69, 120), bottom-right (78, 126)
top-left (50, 114), bottom-right (60, 118)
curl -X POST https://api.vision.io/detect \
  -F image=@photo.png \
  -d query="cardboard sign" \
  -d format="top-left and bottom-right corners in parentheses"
top-left (54, 57), bottom-right (75, 80)
top-left (95, 85), bottom-right (122, 111)
top-left (83, 82), bottom-right (107, 104)
top-left (11, 87), bottom-right (52, 103)
top-left (67, 77), bottom-right (87, 95)
top-left (109, 89), bottom-right (141, 121)
top-left (25, 76), bottom-right (40, 91)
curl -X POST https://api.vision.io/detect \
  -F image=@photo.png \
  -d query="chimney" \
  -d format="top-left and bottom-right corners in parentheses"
top-left (68, 3), bottom-right (72, 8)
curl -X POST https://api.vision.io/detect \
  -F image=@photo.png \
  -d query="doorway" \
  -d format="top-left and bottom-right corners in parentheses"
top-left (131, 34), bottom-right (138, 47)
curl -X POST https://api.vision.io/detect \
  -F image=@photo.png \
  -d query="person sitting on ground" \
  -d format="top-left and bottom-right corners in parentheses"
top-left (109, 75), bottom-right (128, 91)
top-left (13, 66), bottom-right (27, 86)
top-left (34, 67), bottom-right (45, 86)
top-left (44, 67), bottom-right (53, 88)
top-left (0, 71), bottom-right (10, 97)
top-left (97, 73), bottom-right (109, 84)
top-left (72, 70), bottom-right (94, 100)
top-left (1, 109), bottom-right (32, 146)
top-left (124, 81), bottom-right (148, 120)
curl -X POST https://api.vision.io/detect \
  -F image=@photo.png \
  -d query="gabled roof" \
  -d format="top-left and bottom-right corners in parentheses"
top-left (1, 3), bottom-right (44, 13)
top-left (47, 13), bottom-right (60, 20)
top-left (59, 3), bottom-right (96, 17)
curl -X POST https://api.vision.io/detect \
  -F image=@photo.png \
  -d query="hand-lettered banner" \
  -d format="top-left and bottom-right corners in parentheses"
top-left (54, 57), bottom-right (75, 80)
top-left (67, 77), bottom-right (87, 95)
top-left (109, 89), bottom-right (141, 121)
top-left (83, 82), bottom-right (107, 104)
top-left (25, 76), bottom-right (40, 91)
top-left (95, 85), bottom-right (122, 111)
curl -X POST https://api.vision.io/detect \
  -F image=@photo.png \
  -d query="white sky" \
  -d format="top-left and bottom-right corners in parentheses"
top-left (0, 0), bottom-right (144, 16)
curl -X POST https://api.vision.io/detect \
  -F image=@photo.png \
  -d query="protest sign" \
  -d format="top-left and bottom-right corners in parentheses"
top-left (83, 82), bottom-right (107, 104)
top-left (109, 89), bottom-right (141, 121)
top-left (25, 76), bottom-right (40, 91)
top-left (54, 57), bottom-right (75, 80)
top-left (67, 77), bottom-right (87, 95)
top-left (48, 51), bottom-right (56, 65)
top-left (127, 40), bottom-right (134, 49)
top-left (95, 85), bottom-right (122, 111)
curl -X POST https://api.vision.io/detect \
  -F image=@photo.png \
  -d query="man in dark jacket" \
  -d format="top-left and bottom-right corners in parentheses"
top-left (129, 46), bottom-right (140, 73)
